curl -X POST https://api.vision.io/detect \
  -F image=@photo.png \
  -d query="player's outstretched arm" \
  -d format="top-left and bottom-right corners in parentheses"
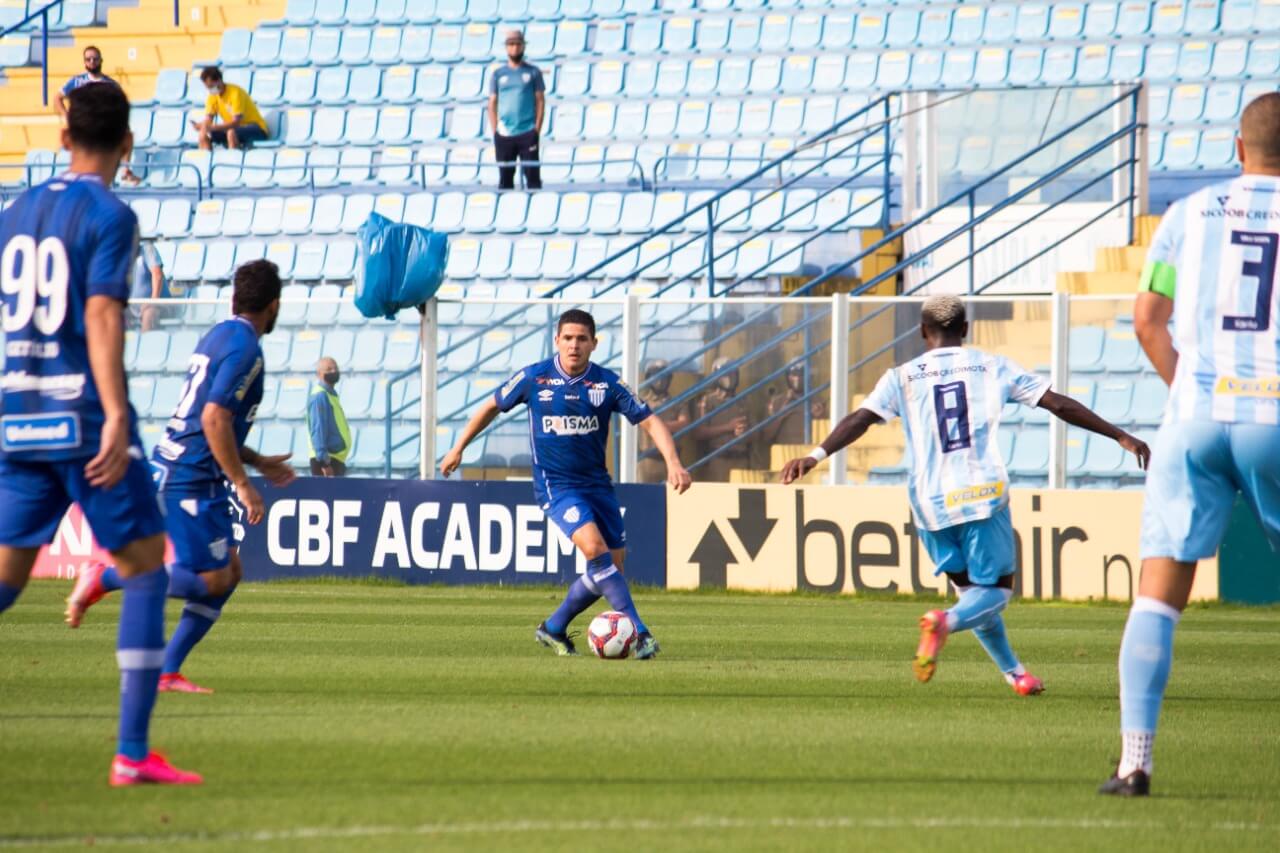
top-left (202, 403), bottom-right (264, 523)
top-left (638, 414), bottom-right (691, 494)
top-left (83, 295), bottom-right (131, 489)
top-left (241, 446), bottom-right (297, 488)
top-left (780, 408), bottom-right (882, 485)
top-left (1134, 291), bottom-right (1177, 386)
top-left (1036, 390), bottom-right (1151, 469)
top-left (440, 398), bottom-right (500, 478)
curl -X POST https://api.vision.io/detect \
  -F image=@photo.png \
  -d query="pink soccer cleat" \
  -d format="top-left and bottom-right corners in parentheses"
top-left (1011, 673), bottom-right (1045, 696)
top-left (65, 561), bottom-right (110, 628)
top-left (159, 673), bottom-right (214, 694)
top-left (913, 609), bottom-right (949, 683)
top-left (109, 752), bottom-right (203, 787)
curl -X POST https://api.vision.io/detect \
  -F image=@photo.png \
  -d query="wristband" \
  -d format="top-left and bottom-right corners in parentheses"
top-left (807, 447), bottom-right (828, 463)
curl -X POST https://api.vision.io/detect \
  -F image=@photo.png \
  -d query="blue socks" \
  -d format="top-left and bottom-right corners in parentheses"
top-left (0, 581), bottom-right (21, 614)
top-left (544, 577), bottom-right (599, 635)
top-left (100, 565), bottom-right (123, 592)
top-left (166, 566), bottom-right (209, 600)
top-left (585, 554), bottom-right (649, 635)
top-left (163, 588), bottom-right (234, 675)
top-left (1118, 596), bottom-right (1180, 775)
top-left (117, 568), bottom-right (167, 761)
top-left (946, 585), bottom-right (1011, 633)
top-left (973, 614), bottom-right (1020, 674)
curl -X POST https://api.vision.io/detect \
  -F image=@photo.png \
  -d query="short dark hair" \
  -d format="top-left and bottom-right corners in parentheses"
top-left (83, 45), bottom-right (101, 57)
top-left (556, 308), bottom-right (596, 337)
top-left (200, 65), bottom-right (223, 85)
top-left (65, 83), bottom-right (131, 153)
top-left (232, 259), bottom-right (282, 315)
top-left (1241, 92), bottom-right (1280, 167)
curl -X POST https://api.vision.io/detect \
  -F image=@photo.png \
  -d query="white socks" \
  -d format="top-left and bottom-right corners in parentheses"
top-left (1118, 730), bottom-right (1155, 777)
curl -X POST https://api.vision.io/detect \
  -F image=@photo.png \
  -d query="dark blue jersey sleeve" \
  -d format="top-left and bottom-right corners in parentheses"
top-left (205, 333), bottom-right (263, 412)
top-left (613, 378), bottom-right (652, 425)
top-left (86, 203), bottom-right (138, 303)
top-left (494, 366), bottom-right (532, 412)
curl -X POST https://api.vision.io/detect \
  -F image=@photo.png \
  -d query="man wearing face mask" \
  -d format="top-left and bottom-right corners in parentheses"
top-left (306, 357), bottom-right (351, 477)
top-left (488, 30), bottom-right (545, 190)
top-left (692, 357), bottom-right (751, 483)
top-left (637, 360), bottom-right (692, 483)
top-left (192, 66), bottom-right (269, 151)
top-left (765, 363), bottom-right (830, 446)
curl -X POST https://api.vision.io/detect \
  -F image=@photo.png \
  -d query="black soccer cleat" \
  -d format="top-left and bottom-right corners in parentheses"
top-left (535, 622), bottom-right (578, 656)
top-left (1098, 768), bottom-right (1151, 797)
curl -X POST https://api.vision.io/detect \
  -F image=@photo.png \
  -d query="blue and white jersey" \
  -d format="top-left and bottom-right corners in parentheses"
top-left (1144, 175), bottom-right (1280, 425)
top-left (0, 173), bottom-right (139, 461)
top-left (861, 346), bottom-right (1049, 531)
top-left (60, 72), bottom-right (117, 96)
top-left (494, 356), bottom-right (651, 502)
top-left (151, 316), bottom-right (264, 494)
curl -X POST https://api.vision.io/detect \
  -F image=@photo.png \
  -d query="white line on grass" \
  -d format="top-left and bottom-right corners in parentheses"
top-left (0, 815), bottom-right (1266, 848)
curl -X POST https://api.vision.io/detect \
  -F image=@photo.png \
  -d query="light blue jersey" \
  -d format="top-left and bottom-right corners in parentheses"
top-left (1143, 174), bottom-right (1280, 425)
top-left (861, 346), bottom-right (1049, 532)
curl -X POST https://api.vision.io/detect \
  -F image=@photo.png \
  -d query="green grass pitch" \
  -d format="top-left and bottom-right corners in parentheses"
top-left (0, 581), bottom-right (1276, 851)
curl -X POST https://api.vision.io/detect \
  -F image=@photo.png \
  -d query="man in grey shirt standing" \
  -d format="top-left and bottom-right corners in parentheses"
top-left (488, 30), bottom-right (545, 190)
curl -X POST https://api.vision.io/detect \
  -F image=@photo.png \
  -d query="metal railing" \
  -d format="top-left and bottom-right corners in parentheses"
top-left (0, 1), bottom-right (182, 107)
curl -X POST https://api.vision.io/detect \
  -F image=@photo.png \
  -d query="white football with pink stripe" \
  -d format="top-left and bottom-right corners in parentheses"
top-left (587, 611), bottom-right (636, 659)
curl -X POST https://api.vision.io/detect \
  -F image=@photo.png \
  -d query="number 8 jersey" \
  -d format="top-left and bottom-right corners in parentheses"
top-left (861, 347), bottom-right (1049, 532)
top-left (1141, 174), bottom-right (1280, 425)
top-left (0, 173), bottom-right (139, 461)
top-left (151, 317), bottom-right (263, 493)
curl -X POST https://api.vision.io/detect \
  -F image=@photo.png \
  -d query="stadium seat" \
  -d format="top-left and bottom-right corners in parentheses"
top-left (1007, 427), bottom-right (1049, 477)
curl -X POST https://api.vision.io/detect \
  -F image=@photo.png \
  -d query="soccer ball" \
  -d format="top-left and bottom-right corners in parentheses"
top-left (587, 611), bottom-right (636, 659)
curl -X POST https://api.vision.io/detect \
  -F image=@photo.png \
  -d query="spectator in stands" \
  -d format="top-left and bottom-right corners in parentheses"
top-left (693, 357), bottom-right (750, 482)
top-left (638, 360), bottom-right (691, 483)
top-left (192, 66), bottom-right (269, 151)
top-left (488, 30), bottom-right (545, 191)
top-left (129, 239), bottom-right (172, 331)
top-left (55, 46), bottom-right (140, 185)
top-left (307, 357), bottom-right (351, 477)
top-left (764, 364), bottom-right (829, 445)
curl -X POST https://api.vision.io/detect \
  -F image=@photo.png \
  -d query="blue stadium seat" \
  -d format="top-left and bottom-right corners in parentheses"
top-left (134, 331), bottom-right (170, 374)
top-left (157, 199), bottom-right (192, 238)
top-left (396, 25), bottom-right (430, 63)
top-left (462, 192), bottom-right (498, 233)
top-left (308, 27), bottom-right (341, 65)
top-left (982, 4), bottom-right (1015, 41)
top-left (1015, 3), bottom-right (1050, 39)
top-left (1146, 43), bottom-right (1179, 80)
top-left (1168, 84), bottom-right (1206, 123)
top-left (152, 69), bottom-right (187, 106)
top-left (221, 29), bottom-right (252, 66)
top-left (853, 12), bottom-right (885, 48)
top-left (885, 8), bottom-right (919, 46)
top-left (1130, 378), bottom-right (1168, 426)
top-left (1152, 0), bottom-right (1187, 35)
top-left (277, 283), bottom-right (310, 327)
top-left (1247, 38), bottom-right (1280, 76)
top-left (941, 49), bottom-right (975, 84)
top-left (657, 60), bottom-right (690, 97)
top-left (314, 0), bottom-right (347, 26)
top-left (347, 66), bottom-right (381, 104)
top-left (477, 239), bottom-right (512, 279)
top-left (383, 330), bottom-right (421, 372)
top-left (308, 283), bottom-right (344, 327)
top-left (1100, 330), bottom-right (1147, 372)
top-left (284, 0), bottom-right (318, 28)
top-left (664, 16), bottom-right (696, 52)
top-left (974, 47), bottom-right (1009, 85)
top-left (1116, 1), bottom-right (1154, 36)
top-left (1197, 128), bottom-right (1236, 169)
top-left (292, 241), bottom-right (327, 281)
top-left (340, 27), bottom-right (374, 65)
top-left (1069, 326), bottom-right (1107, 372)
top-left (877, 51), bottom-right (910, 88)
top-left (267, 241), bottom-right (297, 278)
top-left (149, 378), bottom-right (183, 420)
top-left (249, 27), bottom-right (283, 66)
top-left (197, 242), bottom-right (233, 282)
top-left (1094, 379), bottom-right (1135, 425)
top-left (493, 193), bottom-right (528, 233)
top-left (1110, 45), bottom-right (1145, 79)
top-left (131, 199), bottom-right (161, 238)
top-left (1008, 47), bottom-right (1043, 86)
top-left (1007, 427), bottom-right (1048, 477)
top-left (170, 242), bottom-right (205, 282)
top-left (210, 149), bottom-right (243, 190)
top-left (164, 331), bottom-right (200, 373)
top-left (1075, 44), bottom-right (1111, 83)
top-left (1160, 130), bottom-right (1200, 169)
top-left (1179, 39), bottom-right (1213, 78)
top-left (399, 192), bottom-right (433, 228)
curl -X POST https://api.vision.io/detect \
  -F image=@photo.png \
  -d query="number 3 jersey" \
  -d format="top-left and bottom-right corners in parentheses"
top-left (0, 173), bottom-right (139, 461)
top-left (152, 316), bottom-right (263, 493)
top-left (494, 356), bottom-right (651, 502)
top-left (861, 347), bottom-right (1049, 531)
top-left (1141, 174), bottom-right (1280, 425)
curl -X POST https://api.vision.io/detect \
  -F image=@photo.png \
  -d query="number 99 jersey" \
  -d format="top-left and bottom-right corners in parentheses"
top-left (0, 173), bottom-right (140, 461)
top-left (860, 347), bottom-right (1049, 532)
top-left (151, 317), bottom-right (264, 494)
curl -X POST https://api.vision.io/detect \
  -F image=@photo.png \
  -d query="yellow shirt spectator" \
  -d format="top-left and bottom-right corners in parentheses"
top-left (204, 83), bottom-right (267, 134)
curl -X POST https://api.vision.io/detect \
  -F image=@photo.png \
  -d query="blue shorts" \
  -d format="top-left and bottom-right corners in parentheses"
top-left (917, 505), bottom-right (1016, 587)
top-left (543, 486), bottom-right (626, 550)
top-left (0, 454), bottom-right (164, 552)
top-left (162, 489), bottom-right (238, 573)
top-left (1140, 421), bottom-right (1280, 561)
top-left (210, 124), bottom-right (267, 147)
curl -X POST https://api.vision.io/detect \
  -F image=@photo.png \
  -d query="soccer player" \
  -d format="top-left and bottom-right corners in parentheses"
top-left (782, 296), bottom-right (1150, 694)
top-left (1099, 93), bottom-right (1280, 797)
top-left (69, 260), bottom-right (295, 694)
top-left (0, 84), bottom-right (200, 785)
top-left (440, 309), bottom-right (692, 658)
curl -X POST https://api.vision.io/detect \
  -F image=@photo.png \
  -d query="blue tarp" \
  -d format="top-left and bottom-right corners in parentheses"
top-left (355, 212), bottom-right (449, 320)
